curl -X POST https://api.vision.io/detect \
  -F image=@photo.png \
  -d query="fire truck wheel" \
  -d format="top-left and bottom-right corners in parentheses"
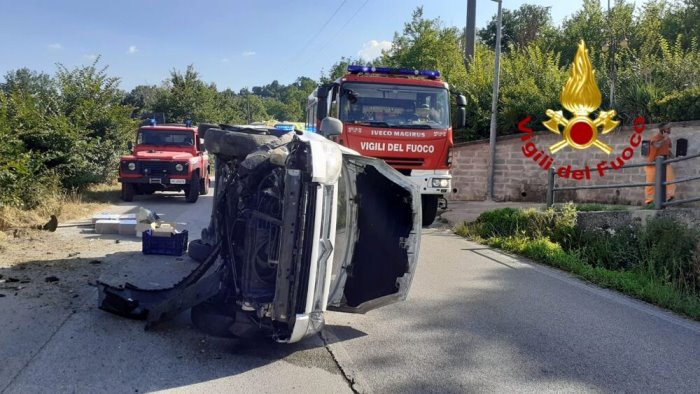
top-left (204, 128), bottom-right (278, 159)
top-left (421, 195), bottom-right (439, 227)
top-left (199, 171), bottom-right (210, 195)
top-left (185, 172), bottom-right (200, 203)
top-left (197, 123), bottom-right (219, 139)
top-left (120, 183), bottom-right (134, 202)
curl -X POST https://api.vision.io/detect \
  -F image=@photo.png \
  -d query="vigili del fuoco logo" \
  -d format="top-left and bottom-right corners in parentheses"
top-left (518, 41), bottom-right (645, 180)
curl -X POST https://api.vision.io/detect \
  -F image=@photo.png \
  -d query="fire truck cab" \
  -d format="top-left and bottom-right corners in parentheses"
top-left (306, 66), bottom-right (466, 226)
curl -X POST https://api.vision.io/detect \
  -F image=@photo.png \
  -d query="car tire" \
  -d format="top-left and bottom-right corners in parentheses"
top-left (204, 128), bottom-right (278, 159)
top-left (120, 183), bottom-right (135, 202)
top-left (197, 123), bottom-right (219, 139)
top-left (421, 195), bottom-right (439, 227)
top-left (199, 171), bottom-right (210, 195)
top-left (188, 239), bottom-right (214, 263)
top-left (185, 172), bottom-right (200, 203)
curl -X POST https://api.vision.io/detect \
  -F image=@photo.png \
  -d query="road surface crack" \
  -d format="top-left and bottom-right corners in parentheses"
top-left (319, 330), bottom-right (364, 394)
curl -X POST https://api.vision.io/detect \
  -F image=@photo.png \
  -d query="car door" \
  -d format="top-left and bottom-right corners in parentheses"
top-left (326, 154), bottom-right (422, 313)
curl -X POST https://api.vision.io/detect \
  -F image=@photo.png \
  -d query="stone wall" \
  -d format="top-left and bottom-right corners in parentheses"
top-left (450, 120), bottom-right (700, 205)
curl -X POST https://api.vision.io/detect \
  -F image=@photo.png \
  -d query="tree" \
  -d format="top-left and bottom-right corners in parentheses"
top-left (478, 4), bottom-right (555, 51)
top-left (122, 84), bottom-right (161, 116)
top-left (660, 0), bottom-right (700, 50)
top-left (320, 57), bottom-right (364, 84)
top-left (52, 59), bottom-right (136, 188)
top-left (380, 7), bottom-right (467, 89)
top-left (153, 65), bottom-right (218, 123)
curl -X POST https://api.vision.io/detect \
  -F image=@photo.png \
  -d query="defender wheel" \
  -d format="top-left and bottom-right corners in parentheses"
top-left (120, 183), bottom-right (134, 202)
top-left (421, 195), bottom-right (439, 227)
top-left (199, 171), bottom-right (210, 195)
top-left (185, 172), bottom-right (200, 203)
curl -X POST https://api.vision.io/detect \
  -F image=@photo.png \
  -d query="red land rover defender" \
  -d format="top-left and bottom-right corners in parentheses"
top-left (118, 122), bottom-right (210, 203)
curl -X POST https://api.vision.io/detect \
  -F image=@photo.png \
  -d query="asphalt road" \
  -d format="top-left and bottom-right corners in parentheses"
top-left (3, 189), bottom-right (700, 393)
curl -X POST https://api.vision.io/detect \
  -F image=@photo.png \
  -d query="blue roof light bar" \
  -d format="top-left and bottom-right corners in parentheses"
top-left (274, 123), bottom-right (295, 131)
top-left (346, 65), bottom-right (440, 79)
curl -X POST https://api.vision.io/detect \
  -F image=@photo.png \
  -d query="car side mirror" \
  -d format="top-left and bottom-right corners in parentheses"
top-left (456, 94), bottom-right (467, 107)
top-left (320, 117), bottom-right (343, 137)
top-left (127, 141), bottom-right (133, 151)
top-left (199, 138), bottom-right (205, 146)
top-left (458, 107), bottom-right (466, 128)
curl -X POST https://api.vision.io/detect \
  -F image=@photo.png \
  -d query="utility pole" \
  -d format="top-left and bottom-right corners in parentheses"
top-left (464, 0), bottom-right (477, 69)
top-left (487, 0), bottom-right (503, 201)
top-left (608, 0), bottom-right (614, 107)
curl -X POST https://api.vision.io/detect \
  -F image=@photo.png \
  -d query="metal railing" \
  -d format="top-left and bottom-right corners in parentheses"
top-left (546, 152), bottom-right (700, 209)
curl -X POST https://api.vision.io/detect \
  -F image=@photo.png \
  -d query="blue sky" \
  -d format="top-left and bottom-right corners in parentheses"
top-left (0, 0), bottom-right (583, 92)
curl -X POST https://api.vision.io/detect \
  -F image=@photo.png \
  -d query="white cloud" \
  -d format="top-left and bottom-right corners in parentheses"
top-left (241, 51), bottom-right (256, 57)
top-left (358, 40), bottom-right (392, 61)
top-left (83, 54), bottom-right (98, 61)
top-left (221, 58), bottom-right (230, 63)
top-left (48, 43), bottom-right (62, 50)
top-left (127, 45), bottom-right (138, 54)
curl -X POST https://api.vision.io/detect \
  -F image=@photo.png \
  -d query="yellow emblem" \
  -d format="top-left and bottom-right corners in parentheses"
top-left (544, 41), bottom-right (619, 154)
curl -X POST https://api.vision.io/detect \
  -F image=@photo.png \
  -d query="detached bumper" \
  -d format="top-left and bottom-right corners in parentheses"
top-left (97, 245), bottom-right (224, 325)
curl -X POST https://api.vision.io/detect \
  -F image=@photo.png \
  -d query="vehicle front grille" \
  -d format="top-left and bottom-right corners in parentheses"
top-left (295, 184), bottom-right (316, 314)
top-left (140, 162), bottom-right (172, 175)
top-left (378, 157), bottom-right (425, 168)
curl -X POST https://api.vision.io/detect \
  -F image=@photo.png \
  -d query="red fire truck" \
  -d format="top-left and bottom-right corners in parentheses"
top-left (305, 65), bottom-right (466, 225)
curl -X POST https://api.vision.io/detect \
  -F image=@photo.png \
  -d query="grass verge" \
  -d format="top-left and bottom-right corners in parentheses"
top-left (0, 183), bottom-right (121, 233)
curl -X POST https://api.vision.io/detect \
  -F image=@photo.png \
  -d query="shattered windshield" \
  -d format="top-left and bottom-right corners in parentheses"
top-left (339, 82), bottom-right (450, 129)
top-left (137, 130), bottom-right (195, 147)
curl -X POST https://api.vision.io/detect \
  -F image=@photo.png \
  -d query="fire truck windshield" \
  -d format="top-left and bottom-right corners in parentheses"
top-left (339, 82), bottom-right (450, 129)
top-left (137, 130), bottom-right (195, 146)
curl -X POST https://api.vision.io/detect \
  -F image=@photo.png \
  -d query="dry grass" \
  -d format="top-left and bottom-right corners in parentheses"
top-left (0, 183), bottom-right (121, 233)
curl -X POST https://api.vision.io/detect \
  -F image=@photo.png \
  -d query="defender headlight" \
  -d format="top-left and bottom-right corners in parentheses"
top-left (127, 162), bottom-right (136, 171)
top-left (175, 163), bottom-right (184, 172)
top-left (431, 178), bottom-right (449, 188)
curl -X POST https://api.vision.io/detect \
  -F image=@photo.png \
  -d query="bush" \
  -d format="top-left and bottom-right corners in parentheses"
top-left (649, 86), bottom-right (700, 122)
top-left (575, 228), bottom-right (642, 270)
top-left (457, 203), bottom-right (577, 246)
top-left (639, 217), bottom-right (700, 294)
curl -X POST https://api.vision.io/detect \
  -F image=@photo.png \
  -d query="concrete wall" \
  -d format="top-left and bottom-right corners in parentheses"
top-left (450, 120), bottom-right (700, 205)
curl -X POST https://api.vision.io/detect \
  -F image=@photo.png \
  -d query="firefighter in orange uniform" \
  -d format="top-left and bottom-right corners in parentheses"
top-left (645, 123), bottom-right (676, 204)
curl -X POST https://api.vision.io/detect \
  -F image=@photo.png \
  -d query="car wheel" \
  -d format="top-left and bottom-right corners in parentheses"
top-left (120, 183), bottom-right (134, 202)
top-left (421, 195), bottom-right (439, 227)
top-left (197, 123), bottom-right (219, 139)
top-left (199, 171), bottom-right (210, 195)
top-left (204, 128), bottom-right (278, 159)
top-left (188, 239), bottom-right (214, 263)
top-left (185, 172), bottom-right (200, 203)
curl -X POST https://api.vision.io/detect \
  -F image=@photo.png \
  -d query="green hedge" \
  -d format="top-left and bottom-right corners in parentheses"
top-left (650, 86), bottom-right (700, 122)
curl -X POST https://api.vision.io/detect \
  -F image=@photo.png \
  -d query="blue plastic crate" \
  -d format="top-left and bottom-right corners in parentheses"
top-left (142, 229), bottom-right (188, 256)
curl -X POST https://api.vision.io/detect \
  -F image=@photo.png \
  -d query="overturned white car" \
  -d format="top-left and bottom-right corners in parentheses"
top-left (98, 118), bottom-right (421, 343)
